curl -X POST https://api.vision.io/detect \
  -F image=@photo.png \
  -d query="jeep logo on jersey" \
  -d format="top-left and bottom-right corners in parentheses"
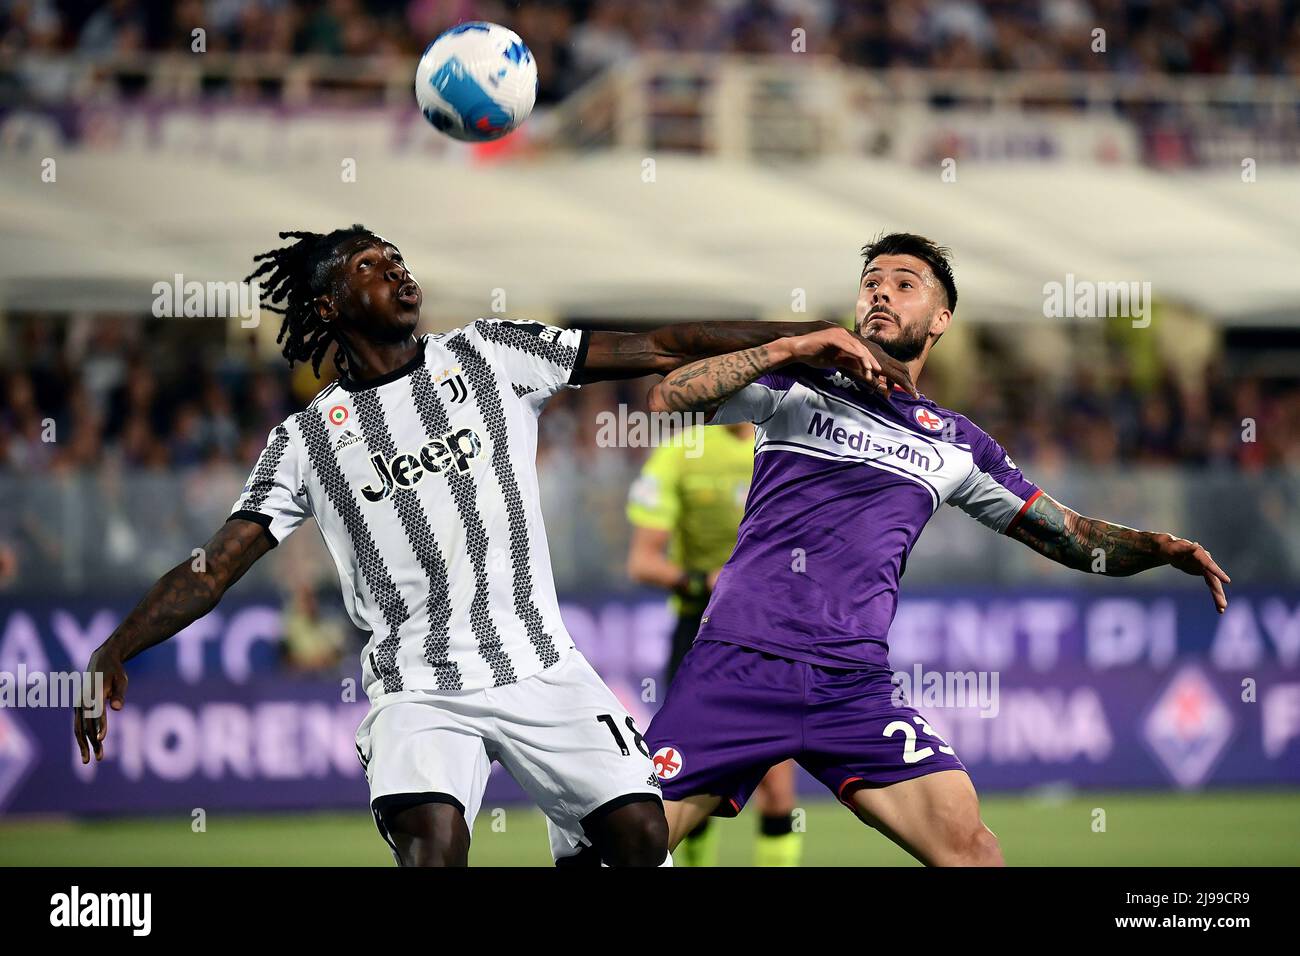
top-left (361, 427), bottom-right (483, 502)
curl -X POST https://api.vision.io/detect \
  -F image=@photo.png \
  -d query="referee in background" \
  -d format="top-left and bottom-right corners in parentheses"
top-left (626, 421), bottom-right (802, 867)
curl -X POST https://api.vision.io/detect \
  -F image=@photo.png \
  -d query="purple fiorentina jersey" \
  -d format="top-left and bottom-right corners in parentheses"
top-left (699, 364), bottom-right (1041, 670)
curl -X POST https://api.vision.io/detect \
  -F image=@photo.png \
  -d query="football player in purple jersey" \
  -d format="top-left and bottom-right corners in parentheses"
top-left (643, 233), bottom-right (1230, 866)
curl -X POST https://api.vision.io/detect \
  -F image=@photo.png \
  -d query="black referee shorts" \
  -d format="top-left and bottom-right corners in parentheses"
top-left (666, 607), bottom-right (706, 685)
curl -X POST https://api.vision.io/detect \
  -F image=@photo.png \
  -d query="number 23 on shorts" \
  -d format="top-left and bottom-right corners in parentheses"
top-left (884, 715), bottom-right (956, 765)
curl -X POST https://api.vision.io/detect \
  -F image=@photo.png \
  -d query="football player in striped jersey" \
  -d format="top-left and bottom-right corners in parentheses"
top-left (74, 225), bottom-right (915, 867)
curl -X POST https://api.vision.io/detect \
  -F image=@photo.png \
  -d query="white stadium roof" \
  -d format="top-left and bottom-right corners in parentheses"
top-left (1, 152), bottom-right (1297, 325)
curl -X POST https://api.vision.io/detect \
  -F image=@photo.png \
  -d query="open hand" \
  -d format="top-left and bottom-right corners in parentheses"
top-left (1161, 535), bottom-right (1231, 613)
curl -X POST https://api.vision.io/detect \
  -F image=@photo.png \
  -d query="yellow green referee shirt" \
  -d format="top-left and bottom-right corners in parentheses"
top-left (626, 425), bottom-right (754, 616)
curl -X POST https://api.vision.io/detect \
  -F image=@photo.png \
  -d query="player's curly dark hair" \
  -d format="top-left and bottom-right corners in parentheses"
top-left (860, 232), bottom-right (958, 313)
top-left (245, 225), bottom-right (377, 378)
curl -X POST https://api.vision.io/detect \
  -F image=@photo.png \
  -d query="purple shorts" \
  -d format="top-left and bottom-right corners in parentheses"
top-left (645, 639), bottom-right (967, 815)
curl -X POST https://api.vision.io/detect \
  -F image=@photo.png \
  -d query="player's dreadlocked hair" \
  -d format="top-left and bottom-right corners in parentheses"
top-left (245, 225), bottom-right (377, 378)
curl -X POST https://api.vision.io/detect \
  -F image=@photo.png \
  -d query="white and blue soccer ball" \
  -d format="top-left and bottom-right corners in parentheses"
top-left (415, 21), bottom-right (537, 142)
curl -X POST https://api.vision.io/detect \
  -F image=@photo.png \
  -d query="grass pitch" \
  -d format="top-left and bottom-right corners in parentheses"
top-left (1, 790), bottom-right (1296, 866)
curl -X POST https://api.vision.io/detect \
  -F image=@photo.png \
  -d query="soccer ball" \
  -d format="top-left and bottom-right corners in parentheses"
top-left (415, 21), bottom-right (537, 142)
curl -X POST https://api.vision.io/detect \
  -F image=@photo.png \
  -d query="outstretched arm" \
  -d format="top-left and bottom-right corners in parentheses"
top-left (74, 517), bottom-right (274, 763)
top-left (579, 320), bottom-right (917, 396)
top-left (647, 326), bottom-right (891, 415)
top-left (1007, 492), bottom-right (1231, 612)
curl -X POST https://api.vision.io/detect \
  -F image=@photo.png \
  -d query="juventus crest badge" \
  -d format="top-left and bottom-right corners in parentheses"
top-left (436, 367), bottom-right (469, 404)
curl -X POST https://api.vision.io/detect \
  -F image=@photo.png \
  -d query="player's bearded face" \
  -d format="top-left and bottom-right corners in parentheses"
top-left (859, 306), bottom-right (931, 362)
top-left (855, 254), bottom-right (943, 363)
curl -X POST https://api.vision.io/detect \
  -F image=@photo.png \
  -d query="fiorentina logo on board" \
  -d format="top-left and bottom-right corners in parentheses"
top-left (0, 710), bottom-right (35, 812)
top-left (1142, 665), bottom-right (1234, 789)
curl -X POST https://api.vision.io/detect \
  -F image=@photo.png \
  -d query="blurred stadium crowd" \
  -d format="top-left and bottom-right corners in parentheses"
top-left (2, 314), bottom-right (1297, 600)
top-left (2, 315), bottom-right (1297, 475)
top-left (4, 1), bottom-right (1298, 101)
top-left (0, 314), bottom-right (1284, 598)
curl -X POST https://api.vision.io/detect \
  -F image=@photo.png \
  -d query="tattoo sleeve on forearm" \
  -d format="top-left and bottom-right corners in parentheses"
top-left (106, 519), bottom-right (271, 662)
top-left (654, 344), bottom-right (778, 413)
top-left (1007, 493), bottom-right (1165, 576)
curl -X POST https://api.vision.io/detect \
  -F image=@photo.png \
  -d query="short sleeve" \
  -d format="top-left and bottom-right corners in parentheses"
top-left (229, 423), bottom-right (309, 546)
top-left (946, 422), bottom-right (1041, 534)
top-left (471, 319), bottom-right (589, 409)
top-left (710, 370), bottom-right (796, 425)
top-left (626, 443), bottom-right (682, 531)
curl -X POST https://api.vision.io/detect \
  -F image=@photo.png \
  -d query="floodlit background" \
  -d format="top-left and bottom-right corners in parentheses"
top-left (0, 0), bottom-right (1298, 865)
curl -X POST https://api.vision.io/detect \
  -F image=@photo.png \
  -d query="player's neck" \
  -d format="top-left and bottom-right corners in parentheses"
top-left (342, 334), bottom-right (422, 386)
top-left (905, 355), bottom-right (926, 387)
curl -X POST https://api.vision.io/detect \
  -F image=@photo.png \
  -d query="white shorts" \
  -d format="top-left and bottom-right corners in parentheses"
top-left (354, 649), bottom-right (662, 861)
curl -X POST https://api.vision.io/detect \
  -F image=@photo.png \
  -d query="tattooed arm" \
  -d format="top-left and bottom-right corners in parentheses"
top-left (1008, 492), bottom-right (1231, 612)
top-left (75, 518), bottom-right (274, 763)
top-left (580, 320), bottom-right (917, 396)
top-left (648, 326), bottom-right (890, 414)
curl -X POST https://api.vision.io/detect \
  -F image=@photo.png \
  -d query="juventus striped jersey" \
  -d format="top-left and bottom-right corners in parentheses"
top-left (230, 319), bottom-right (590, 697)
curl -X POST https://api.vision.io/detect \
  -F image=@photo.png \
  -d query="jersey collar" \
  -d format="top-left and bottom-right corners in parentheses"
top-left (339, 337), bottom-right (427, 392)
